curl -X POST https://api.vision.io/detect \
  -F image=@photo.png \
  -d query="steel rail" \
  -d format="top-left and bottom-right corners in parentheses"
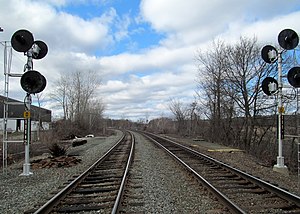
top-left (111, 131), bottom-right (135, 214)
top-left (33, 132), bottom-right (126, 214)
top-left (155, 133), bottom-right (300, 207)
top-left (143, 131), bottom-right (300, 213)
top-left (142, 132), bottom-right (245, 214)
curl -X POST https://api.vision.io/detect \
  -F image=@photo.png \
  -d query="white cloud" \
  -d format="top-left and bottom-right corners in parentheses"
top-left (212, 11), bottom-right (300, 46)
top-left (0, 0), bottom-right (114, 54)
top-left (1, 0), bottom-right (300, 121)
top-left (140, 0), bottom-right (300, 47)
top-left (98, 45), bottom-right (195, 78)
top-left (101, 80), bottom-right (129, 93)
top-left (99, 63), bottom-right (198, 120)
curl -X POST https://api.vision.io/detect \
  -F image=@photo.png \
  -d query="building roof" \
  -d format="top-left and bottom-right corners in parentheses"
top-left (0, 95), bottom-right (51, 122)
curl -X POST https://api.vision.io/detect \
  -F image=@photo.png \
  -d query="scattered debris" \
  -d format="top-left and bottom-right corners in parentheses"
top-left (31, 156), bottom-right (81, 169)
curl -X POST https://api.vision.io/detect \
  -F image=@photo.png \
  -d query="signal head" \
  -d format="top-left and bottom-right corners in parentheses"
top-left (278, 29), bottom-right (299, 50)
top-left (261, 45), bottom-right (278, 63)
top-left (20, 70), bottom-right (46, 94)
top-left (11, 29), bottom-right (34, 52)
top-left (287, 66), bottom-right (300, 88)
top-left (262, 77), bottom-right (278, 96)
top-left (32, 40), bottom-right (48, 59)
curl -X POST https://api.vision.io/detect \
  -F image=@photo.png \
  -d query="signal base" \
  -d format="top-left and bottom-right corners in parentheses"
top-left (19, 163), bottom-right (33, 176)
top-left (273, 157), bottom-right (289, 175)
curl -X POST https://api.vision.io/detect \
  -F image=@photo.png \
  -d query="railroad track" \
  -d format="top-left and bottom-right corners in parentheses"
top-left (29, 131), bottom-right (135, 214)
top-left (142, 132), bottom-right (300, 213)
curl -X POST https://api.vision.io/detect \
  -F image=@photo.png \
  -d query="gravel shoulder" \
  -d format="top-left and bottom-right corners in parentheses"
top-left (0, 130), bottom-right (123, 214)
top-left (164, 135), bottom-right (300, 197)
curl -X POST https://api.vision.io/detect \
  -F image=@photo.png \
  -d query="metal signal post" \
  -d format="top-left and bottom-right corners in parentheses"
top-left (20, 94), bottom-right (32, 176)
top-left (261, 29), bottom-right (299, 174)
top-left (10, 29), bottom-right (48, 176)
top-left (274, 50), bottom-right (288, 173)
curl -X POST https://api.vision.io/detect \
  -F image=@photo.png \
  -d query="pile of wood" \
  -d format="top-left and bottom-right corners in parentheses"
top-left (72, 138), bottom-right (87, 147)
top-left (31, 156), bottom-right (81, 169)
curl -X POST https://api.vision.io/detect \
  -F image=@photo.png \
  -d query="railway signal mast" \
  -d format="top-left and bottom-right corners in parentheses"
top-left (261, 29), bottom-right (299, 174)
top-left (10, 29), bottom-right (48, 176)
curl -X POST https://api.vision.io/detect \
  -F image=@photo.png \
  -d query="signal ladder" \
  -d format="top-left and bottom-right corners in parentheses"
top-left (2, 41), bottom-right (25, 174)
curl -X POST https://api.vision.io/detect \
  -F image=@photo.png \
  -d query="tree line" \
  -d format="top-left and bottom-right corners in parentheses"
top-left (148, 36), bottom-right (299, 171)
top-left (50, 70), bottom-right (105, 138)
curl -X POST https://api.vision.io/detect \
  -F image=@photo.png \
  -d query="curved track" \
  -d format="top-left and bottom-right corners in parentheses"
top-left (32, 131), bottom-right (135, 214)
top-left (142, 132), bottom-right (300, 213)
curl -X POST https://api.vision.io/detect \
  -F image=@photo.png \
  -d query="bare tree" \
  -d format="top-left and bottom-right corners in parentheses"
top-left (196, 37), bottom-right (276, 150)
top-left (51, 70), bottom-right (104, 132)
top-left (69, 70), bottom-right (99, 124)
top-left (224, 36), bottom-right (272, 150)
top-left (85, 99), bottom-right (106, 131)
top-left (147, 116), bottom-right (175, 134)
top-left (188, 101), bottom-right (197, 136)
top-left (168, 98), bottom-right (188, 135)
top-left (196, 40), bottom-right (234, 143)
top-left (50, 75), bottom-right (69, 119)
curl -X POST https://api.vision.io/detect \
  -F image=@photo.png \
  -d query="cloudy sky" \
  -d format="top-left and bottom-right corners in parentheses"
top-left (0, 0), bottom-right (300, 121)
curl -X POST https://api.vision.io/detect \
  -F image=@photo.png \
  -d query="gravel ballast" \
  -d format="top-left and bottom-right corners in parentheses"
top-left (168, 135), bottom-right (300, 197)
top-left (1, 130), bottom-right (299, 213)
top-left (133, 132), bottom-right (225, 213)
top-left (0, 131), bottom-right (123, 213)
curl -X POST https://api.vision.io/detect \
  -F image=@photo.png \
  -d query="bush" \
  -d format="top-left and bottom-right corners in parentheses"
top-left (49, 143), bottom-right (67, 157)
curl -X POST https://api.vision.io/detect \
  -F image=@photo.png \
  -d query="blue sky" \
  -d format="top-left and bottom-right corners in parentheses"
top-left (57, 0), bottom-right (164, 55)
top-left (1, 0), bottom-right (300, 121)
